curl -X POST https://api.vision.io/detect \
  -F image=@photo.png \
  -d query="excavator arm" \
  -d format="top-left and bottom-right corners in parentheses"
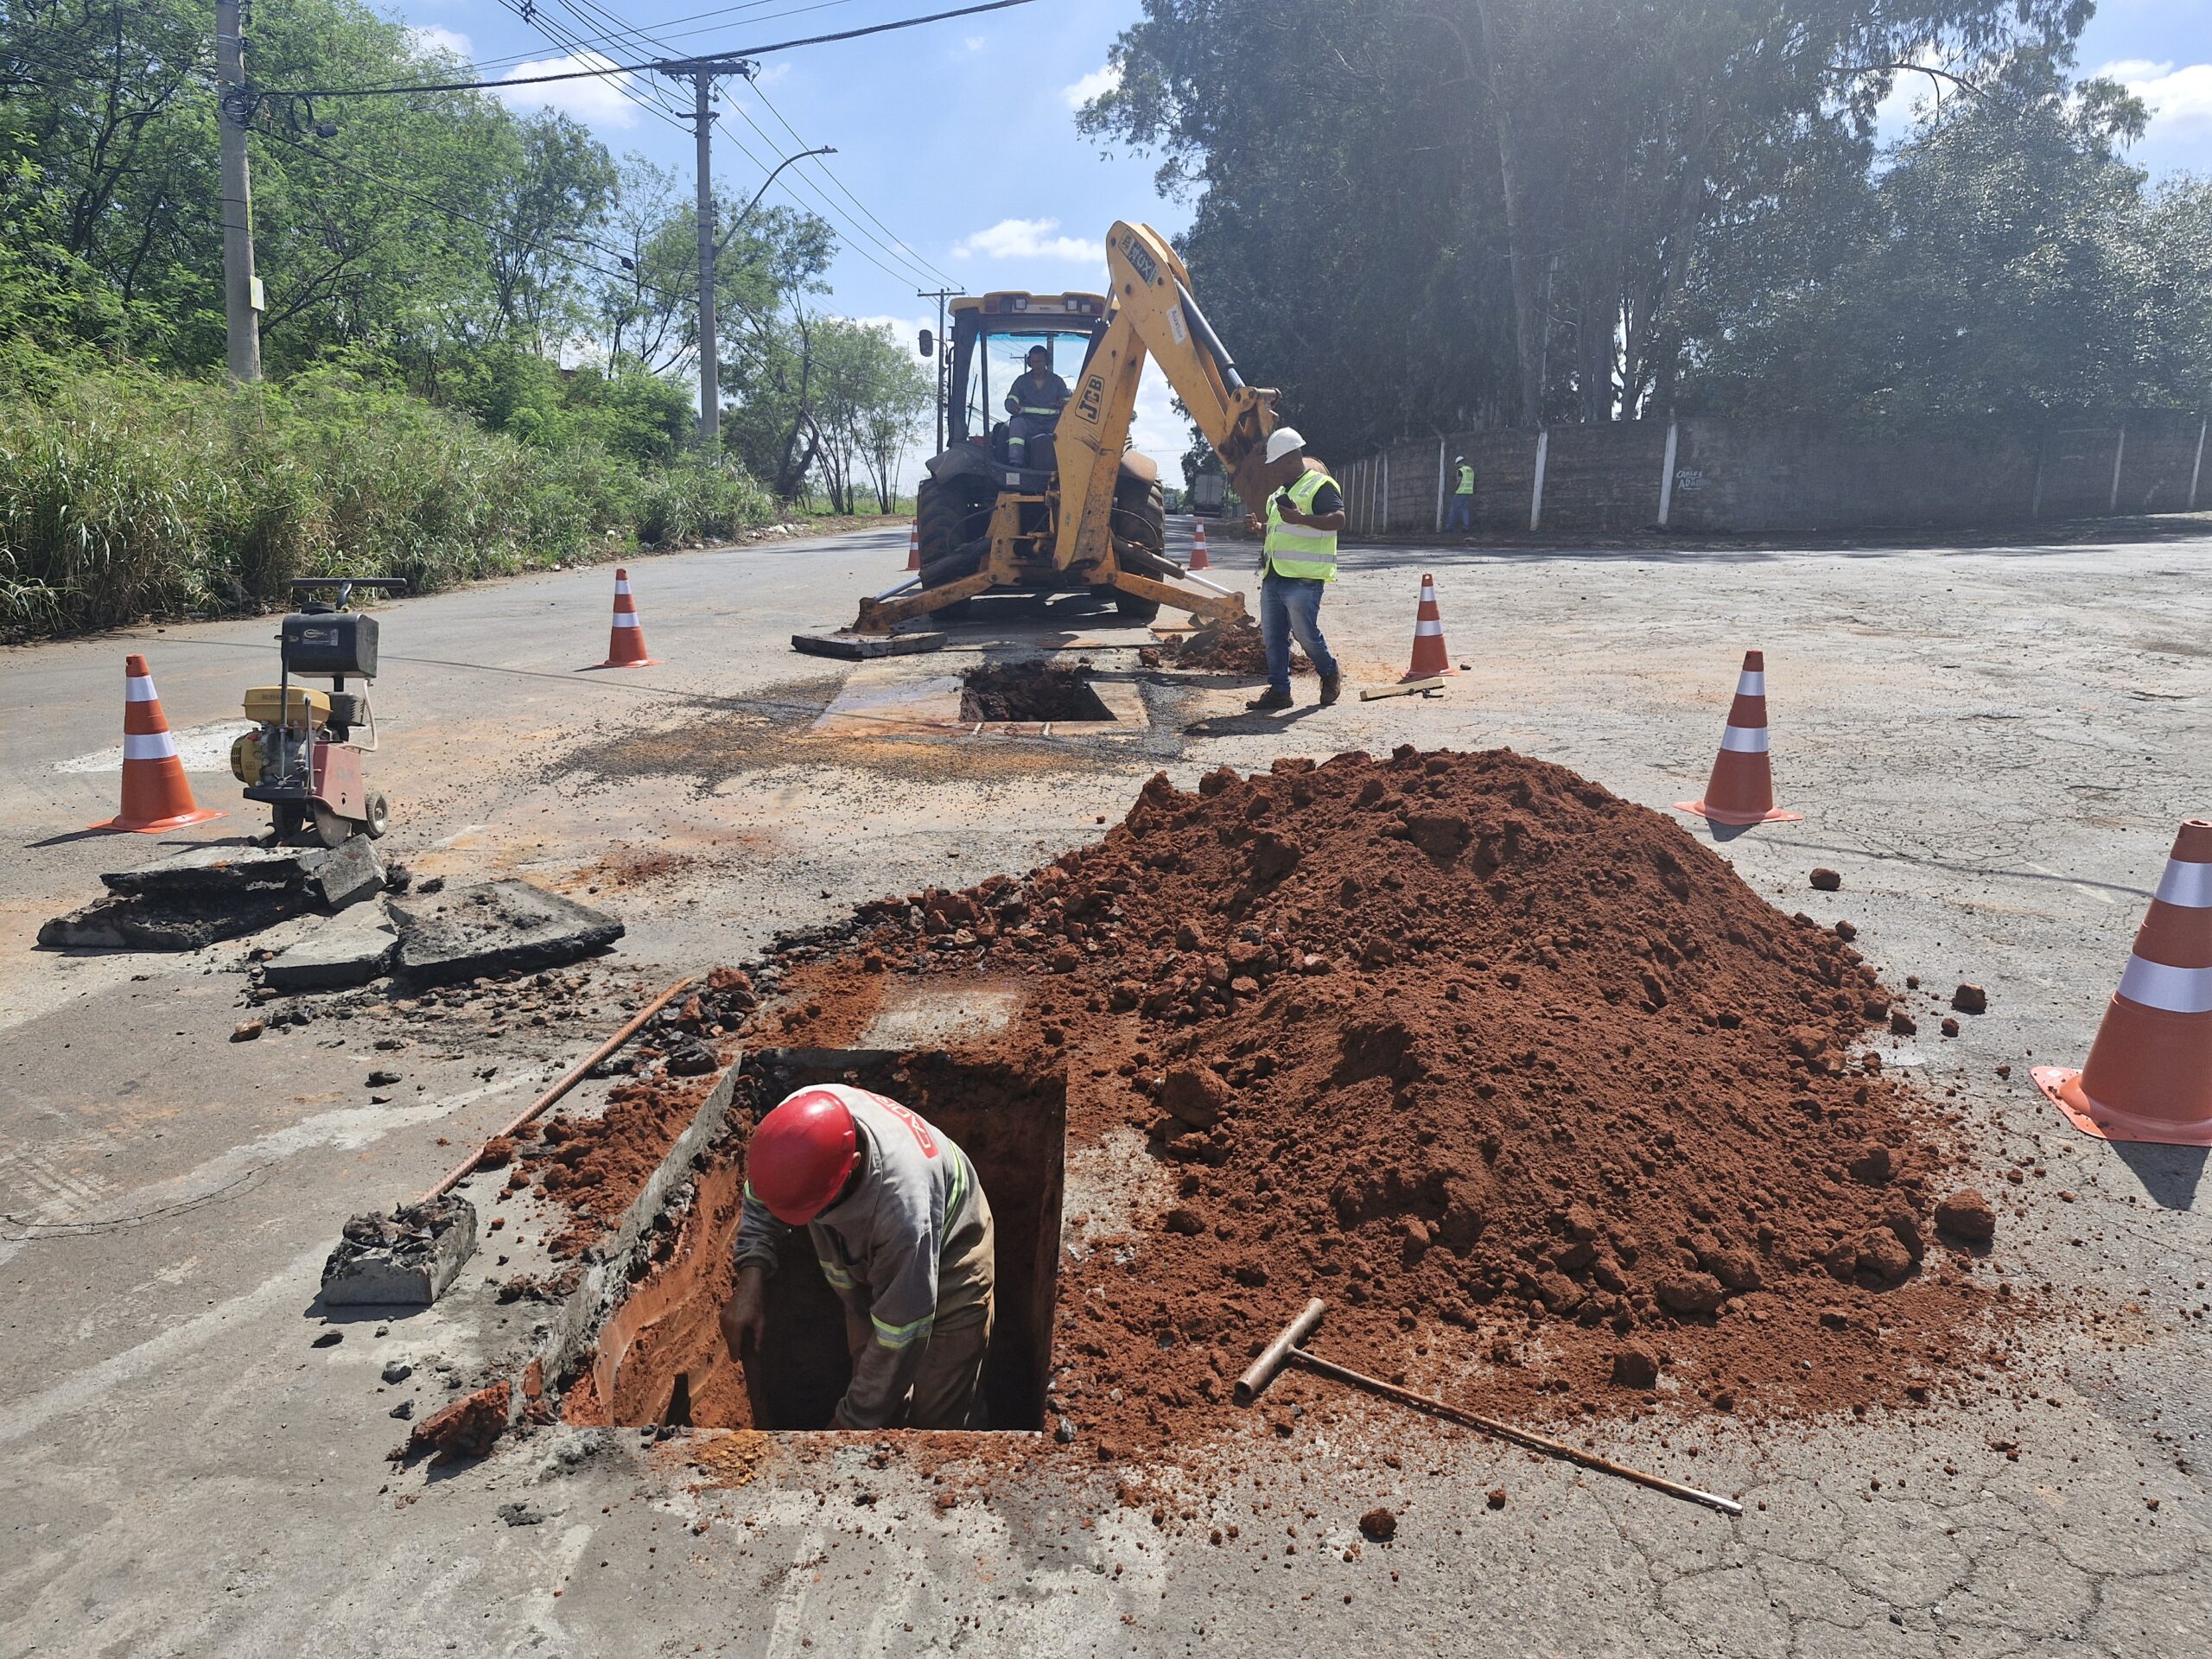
top-left (1052, 221), bottom-right (1281, 576)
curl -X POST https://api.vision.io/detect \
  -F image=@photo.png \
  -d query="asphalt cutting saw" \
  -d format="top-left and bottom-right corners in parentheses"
top-left (230, 575), bottom-right (405, 846)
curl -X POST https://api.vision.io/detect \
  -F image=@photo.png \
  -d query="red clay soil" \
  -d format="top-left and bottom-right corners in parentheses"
top-left (517, 969), bottom-right (756, 1257)
top-left (1144, 618), bottom-right (1310, 677)
top-left (546, 748), bottom-right (2012, 1461)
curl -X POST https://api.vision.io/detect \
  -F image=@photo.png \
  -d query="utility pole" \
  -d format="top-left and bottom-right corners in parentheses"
top-left (918, 287), bottom-right (957, 453)
top-left (691, 71), bottom-right (719, 449)
top-left (216, 0), bottom-right (262, 382)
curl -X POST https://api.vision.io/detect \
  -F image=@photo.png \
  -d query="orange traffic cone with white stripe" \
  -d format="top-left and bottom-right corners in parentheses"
top-left (90, 654), bottom-right (223, 834)
top-left (1402, 573), bottom-right (1455, 681)
top-left (906, 524), bottom-right (921, 572)
top-left (594, 568), bottom-right (658, 668)
top-left (2036, 819), bottom-right (2212, 1146)
top-left (1190, 520), bottom-right (1211, 571)
top-left (1675, 650), bottom-right (1801, 825)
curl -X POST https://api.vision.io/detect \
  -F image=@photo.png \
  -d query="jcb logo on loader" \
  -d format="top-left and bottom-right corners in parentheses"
top-left (1075, 374), bottom-right (1106, 425)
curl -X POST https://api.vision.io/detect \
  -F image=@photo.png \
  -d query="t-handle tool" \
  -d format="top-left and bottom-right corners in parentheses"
top-left (1236, 1297), bottom-right (1744, 1517)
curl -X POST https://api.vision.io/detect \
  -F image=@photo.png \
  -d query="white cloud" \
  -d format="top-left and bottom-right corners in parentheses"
top-left (963, 35), bottom-right (987, 53)
top-left (1062, 64), bottom-right (1121, 110)
top-left (406, 25), bottom-right (474, 62)
top-left (2097, 59), bottom-right (2212, 130)
top-left (953, 217), bottom-right (1105, 264)
top-left (494, 52), bottom-right (639, 131)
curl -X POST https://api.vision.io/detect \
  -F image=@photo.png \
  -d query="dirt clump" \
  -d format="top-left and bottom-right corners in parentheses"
top-left (1147, 618), bottom-right (1309, 677)
top-left (1935, 1189), bottom-right (1997, 1243)
top-left (398, 1382), bottom-right (509, 1464)
top-left (1358, 1507), bottom-right (1397, 1541)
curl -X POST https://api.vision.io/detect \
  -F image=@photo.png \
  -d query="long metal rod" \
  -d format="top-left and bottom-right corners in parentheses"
top-left (1289, 1348), bottom-right (1742, 1516)
top-left (416, 975), bottom-right (696, 1204)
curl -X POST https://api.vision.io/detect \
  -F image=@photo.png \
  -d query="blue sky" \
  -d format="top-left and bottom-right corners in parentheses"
top-left (383, 0), bottom-right (2212, 464)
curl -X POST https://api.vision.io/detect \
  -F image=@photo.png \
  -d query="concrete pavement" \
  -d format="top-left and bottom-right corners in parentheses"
top-left (1, 521), bottom-right (2208, 1656)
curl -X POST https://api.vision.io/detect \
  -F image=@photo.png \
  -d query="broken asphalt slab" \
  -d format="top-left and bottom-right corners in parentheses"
top-left (259, 902), bottom-right (400, 993)
top-left (38, 836), bottom-right (388, 951)
top-left (387, 880), bottom-right (623, 987)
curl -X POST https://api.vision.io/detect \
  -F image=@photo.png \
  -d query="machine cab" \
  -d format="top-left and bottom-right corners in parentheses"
top-left (938, 292), bottom-right (1108, 490)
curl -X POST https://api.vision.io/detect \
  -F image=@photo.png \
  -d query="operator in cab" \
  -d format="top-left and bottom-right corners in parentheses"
top-left (1003, 343), bottom-right (1069, 467)
top-left (720, 1084), bottom-right (995, 1430)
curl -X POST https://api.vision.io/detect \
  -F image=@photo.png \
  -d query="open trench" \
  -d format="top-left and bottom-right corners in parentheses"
top-left (568, 1048), bottom-right (1068, 1433)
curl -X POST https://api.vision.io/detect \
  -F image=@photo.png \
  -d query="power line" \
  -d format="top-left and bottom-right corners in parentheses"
top-left (453, 0), bottom-right (863, 74)
top-left (264, 0), bottom-right (1045, 99)
top-left (746, 80), bottom-right (957, 285)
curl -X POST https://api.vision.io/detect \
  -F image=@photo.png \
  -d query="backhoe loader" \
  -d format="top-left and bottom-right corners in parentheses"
top-left (850, 221), bottom-right (1283, 634)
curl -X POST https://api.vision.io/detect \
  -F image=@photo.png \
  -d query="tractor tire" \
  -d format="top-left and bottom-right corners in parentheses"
top-left (916, 477), bottom-right (991, 573)
top-left (1108, 476), bottom-right (1169, 622)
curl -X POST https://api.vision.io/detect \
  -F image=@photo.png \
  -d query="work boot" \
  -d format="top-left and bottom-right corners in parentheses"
top-left (1245, 687), bottom-right (1294, 712)
top-left (1319, 672), bottom-right (1342, 707)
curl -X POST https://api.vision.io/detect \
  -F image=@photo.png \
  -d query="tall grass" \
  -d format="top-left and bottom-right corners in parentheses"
top-left (0, 367), bottom-right (776, 636)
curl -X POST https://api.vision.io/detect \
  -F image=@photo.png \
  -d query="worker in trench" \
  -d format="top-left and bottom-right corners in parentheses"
top-left (1243, 425), bottom-right (1345, 710)
top-left (1003, 343), bottom-right (1068, 467)
top-left (720, 1084), bottom-right (995, 1429)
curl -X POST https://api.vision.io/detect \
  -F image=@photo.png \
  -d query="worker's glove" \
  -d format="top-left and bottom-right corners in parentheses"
top-left (720, 1265), bottom-right (769, 1362)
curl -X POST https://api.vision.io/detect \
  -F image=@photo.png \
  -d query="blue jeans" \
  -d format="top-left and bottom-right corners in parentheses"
top-left (1446, 493), bottom-right (1473, 531)
top-left (1261, 570), bottom-right (1339, 696)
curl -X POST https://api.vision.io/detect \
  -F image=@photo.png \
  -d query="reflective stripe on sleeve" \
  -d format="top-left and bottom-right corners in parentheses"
top-left (871, 1309), bottom-right (936, 1350)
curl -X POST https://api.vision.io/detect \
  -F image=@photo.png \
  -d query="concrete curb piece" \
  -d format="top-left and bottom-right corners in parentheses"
top-left (505, 1063), bottom-right (739, 1430)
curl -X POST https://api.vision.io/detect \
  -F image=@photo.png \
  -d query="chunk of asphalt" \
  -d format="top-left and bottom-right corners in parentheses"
top-left (44, 836), bottom-right (387, 953)
top-left (386, 880), bottom-right (624, 988)
top-left (260, 904), bottom-right (399, 994)
top-left (321, 1196), bottom-right (479, 1308)
top-left (100, 836), bottom-right (386, 911)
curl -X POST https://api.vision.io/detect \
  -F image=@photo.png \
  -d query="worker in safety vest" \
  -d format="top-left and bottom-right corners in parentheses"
top-left (721, 1084), bottom-right (995, 1430)
top-left (1003, 344), bottom-right (1068, 467)
top-left (1242, 425), bottom-right (1344, 711)
top-left (1446, 454), bottom-right (1475, 533)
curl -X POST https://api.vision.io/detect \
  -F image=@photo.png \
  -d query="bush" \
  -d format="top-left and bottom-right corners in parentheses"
top-left (0, 366), bottom-right (778, 636)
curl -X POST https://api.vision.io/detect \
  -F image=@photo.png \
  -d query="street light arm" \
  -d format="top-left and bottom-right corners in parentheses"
top-left (716, 146), bottom-right (837, 258)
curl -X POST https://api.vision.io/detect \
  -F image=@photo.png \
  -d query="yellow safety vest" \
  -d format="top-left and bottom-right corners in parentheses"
top-left (1264, 467), bottom-right (1338, 582)
top-left (1455, 463), bottom-right (1475, 495)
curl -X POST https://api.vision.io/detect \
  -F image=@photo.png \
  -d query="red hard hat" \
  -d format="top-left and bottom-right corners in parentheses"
top-left (747, 1087), bottom-right (860, 1224)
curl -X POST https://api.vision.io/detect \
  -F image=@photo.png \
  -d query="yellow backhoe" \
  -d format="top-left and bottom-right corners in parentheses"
top-left (850, 221), bottom-right (1282, 634)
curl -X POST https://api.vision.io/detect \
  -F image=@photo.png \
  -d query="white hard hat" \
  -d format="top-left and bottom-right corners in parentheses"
top-left (1264, 427), bottom-right (1306, 464)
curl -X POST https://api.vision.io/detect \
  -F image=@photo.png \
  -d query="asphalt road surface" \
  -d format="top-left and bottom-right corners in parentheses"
top-left (1, 519), bottom-right (2207, 1656)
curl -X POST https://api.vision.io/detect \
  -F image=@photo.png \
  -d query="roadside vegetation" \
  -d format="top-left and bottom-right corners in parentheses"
top-left (0, 0), bottom-right (930, 637)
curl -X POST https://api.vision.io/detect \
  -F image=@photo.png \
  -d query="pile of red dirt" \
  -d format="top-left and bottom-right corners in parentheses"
top-left (1143, 618), bottom-right (1309, 677)
top-left (772, 747), bottom-right (2005, 1450)
top-left (516, 969), bottom-right (754, 1256)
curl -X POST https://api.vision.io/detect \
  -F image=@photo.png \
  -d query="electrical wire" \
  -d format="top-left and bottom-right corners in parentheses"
top-left (746, 79), bottom-right (957, 285)
top-left (264, 0), bottom-right (1046, 99)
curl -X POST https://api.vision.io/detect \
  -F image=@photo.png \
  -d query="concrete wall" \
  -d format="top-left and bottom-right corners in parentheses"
top-left (1330, 411), bottom-right (2209, 536)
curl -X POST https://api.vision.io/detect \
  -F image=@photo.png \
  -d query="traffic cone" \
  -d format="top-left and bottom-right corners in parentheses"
top-left (1675, 650), bottom-right (1801, 826)
top-left (593, 568), bottom-right (658, 669)
top-left (2035, 819), bottom-right (2212, 1146)
top-left (1401, 573), bottom-right (1456, 681)
top-left (90, 654), bottom-right (223, 834)
top-left (906, 524), bottom-right (921, 572)
top-left (1190, 520), bottom-right (1211, 571)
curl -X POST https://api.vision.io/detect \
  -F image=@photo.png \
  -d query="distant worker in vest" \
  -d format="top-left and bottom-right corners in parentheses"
top-left (721, 1084), bottom-right (995, 1430)
top-left (1003, 343), bottom-right (1068, 467)
top-left (1243, 425), bottom-right (1345, 711)
top-left (1446, 454), bottom-right (1476, 533)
